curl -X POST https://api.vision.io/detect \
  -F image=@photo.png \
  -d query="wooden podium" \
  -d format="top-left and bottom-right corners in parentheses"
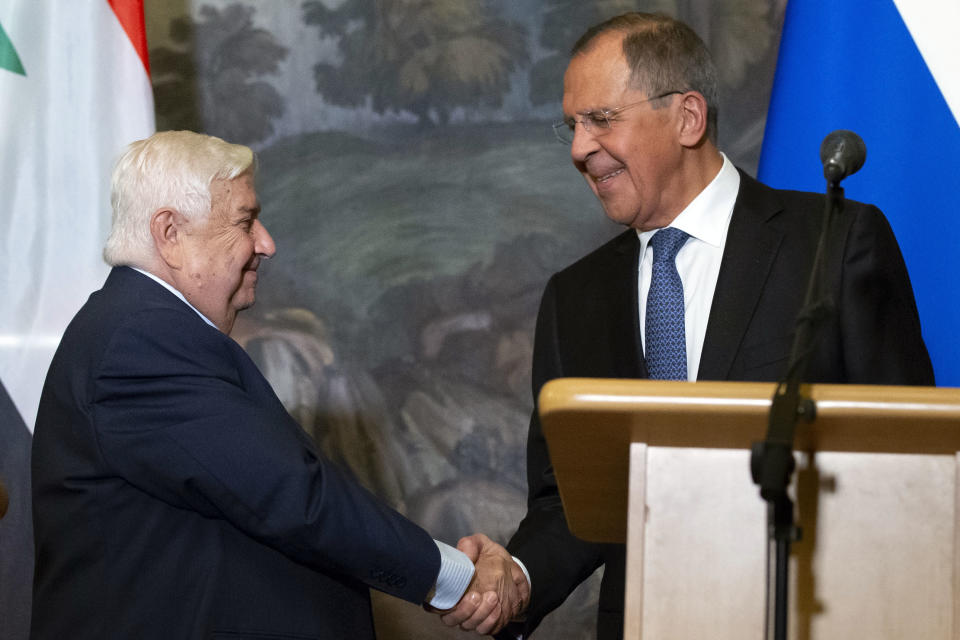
top-left (538, 378), bottom-right (960, 640)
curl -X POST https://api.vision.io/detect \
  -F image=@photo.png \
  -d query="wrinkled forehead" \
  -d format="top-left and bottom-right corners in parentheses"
top-left (562, 33), bottom-right (635, 115)
top-left (210, 172), bottom-right (259, 216)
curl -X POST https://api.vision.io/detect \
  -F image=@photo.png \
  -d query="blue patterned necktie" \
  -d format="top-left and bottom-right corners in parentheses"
top-left (645, 227), bottom-right (690, 380)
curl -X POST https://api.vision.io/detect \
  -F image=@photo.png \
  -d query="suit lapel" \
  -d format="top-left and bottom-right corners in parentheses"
top-left (698, 172), bottom-right (784, 381)
top-left (592, 230), bottom-right (647, 379)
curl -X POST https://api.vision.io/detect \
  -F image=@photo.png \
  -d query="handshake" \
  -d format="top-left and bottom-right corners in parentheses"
top-left (431, 533), bottom-right (531, 636)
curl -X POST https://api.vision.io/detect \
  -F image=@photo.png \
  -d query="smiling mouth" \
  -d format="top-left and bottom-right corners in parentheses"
top-left (596, 168), bottom-right (625, 183)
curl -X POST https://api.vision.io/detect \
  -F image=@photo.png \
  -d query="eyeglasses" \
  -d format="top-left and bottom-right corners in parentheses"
top-left (552, 91), bottom-right (684, 144)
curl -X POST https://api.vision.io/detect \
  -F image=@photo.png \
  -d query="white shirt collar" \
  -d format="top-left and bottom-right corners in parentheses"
top-left (131, 267), bottom-right (218, 330)
top-left (637, 152), bottom-right (740, 246)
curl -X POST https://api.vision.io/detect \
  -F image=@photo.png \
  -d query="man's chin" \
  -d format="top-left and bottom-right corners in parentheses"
top-left (233, 288), bottom-right (257, 313)
top-left (601, 206), bottom-right (639, 228)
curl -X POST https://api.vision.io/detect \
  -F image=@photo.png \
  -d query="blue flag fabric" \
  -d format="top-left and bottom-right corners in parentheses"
top-left (758, 0), bottom-right (960, 386)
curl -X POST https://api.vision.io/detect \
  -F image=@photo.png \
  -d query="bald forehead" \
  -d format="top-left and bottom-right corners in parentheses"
top-left (567, 31), bottom-right (630, 79)
top-left (574, 27), bottom-right (628, 55)
top-left (563, 32), bottom-right (635, 113)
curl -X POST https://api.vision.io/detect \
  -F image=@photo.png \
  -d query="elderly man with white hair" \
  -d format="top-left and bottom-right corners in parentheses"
top-left (30, 130), bottom-right (526, 640)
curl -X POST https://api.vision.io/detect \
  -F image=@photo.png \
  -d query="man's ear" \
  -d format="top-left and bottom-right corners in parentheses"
top-left (677, 91), bottom-right (709, 147)
top-left (150, 208), bottom-right (186, 270)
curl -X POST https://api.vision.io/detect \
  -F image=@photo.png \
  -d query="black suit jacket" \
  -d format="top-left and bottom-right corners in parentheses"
top-left (31, 267), bottom-right (440, 640)
top-left (506, 171), bottom-right (934, 639)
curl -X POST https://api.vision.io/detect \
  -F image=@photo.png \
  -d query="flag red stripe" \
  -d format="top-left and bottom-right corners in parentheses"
top-left (106, 0), bottom-right (150, 77)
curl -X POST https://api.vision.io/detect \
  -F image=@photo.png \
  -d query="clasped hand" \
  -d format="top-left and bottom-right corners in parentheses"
top-left (435, 533), bottom-right (530, 635)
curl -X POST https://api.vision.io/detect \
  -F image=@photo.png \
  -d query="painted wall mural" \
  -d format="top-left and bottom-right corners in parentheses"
top-left (144, 1), bottom-right (785, 637)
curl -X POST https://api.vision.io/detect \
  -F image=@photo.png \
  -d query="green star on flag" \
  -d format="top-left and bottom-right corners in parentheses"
top-left (0, 20), bottom-right (25, 75)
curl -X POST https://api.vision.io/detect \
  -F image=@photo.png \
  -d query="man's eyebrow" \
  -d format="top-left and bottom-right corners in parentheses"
top-left (238, 203), bottom-right (262, 216)
top-left (565, 105), bottom-right (612, 118)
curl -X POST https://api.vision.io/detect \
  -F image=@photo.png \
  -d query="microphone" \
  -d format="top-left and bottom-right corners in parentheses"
top-left (820, 130), bottom-right (866, 184)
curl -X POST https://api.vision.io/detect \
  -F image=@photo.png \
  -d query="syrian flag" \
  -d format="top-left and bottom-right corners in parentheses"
top-left (0, 0), bottom-right (154, 428)
top-left (758, 0), bottom-right (960, 385)
top-left (0, 2), bottom-right (153, 638)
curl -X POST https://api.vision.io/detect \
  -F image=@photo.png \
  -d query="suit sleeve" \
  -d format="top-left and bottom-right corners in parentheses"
top-left (90, 306), bottom-right (440, 604)
top-left (506, 275), bottom-right (605, 634)
top-left (837, 205), bottom-right (934, 385)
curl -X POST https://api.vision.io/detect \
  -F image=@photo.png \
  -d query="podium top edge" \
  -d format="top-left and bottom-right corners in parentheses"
top-left (538, 378), bottom-right (960, 419)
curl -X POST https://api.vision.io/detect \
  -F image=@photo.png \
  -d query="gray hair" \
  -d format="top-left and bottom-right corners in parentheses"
top-left (103, 130), bottom-right (255, 267)
top-left (572, 12), bottom-right (719, 143)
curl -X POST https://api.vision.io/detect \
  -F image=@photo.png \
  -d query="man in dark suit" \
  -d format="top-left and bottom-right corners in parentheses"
top-left (448, 11), bottom-right (934, 640)
top-left (30, 130), bottom-right (525, 639)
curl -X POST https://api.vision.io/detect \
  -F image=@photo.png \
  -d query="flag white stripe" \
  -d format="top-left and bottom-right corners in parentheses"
top-left (893, 0), bottom-right (960, 127)
top-left (0, 1), bottom-right (154, 429)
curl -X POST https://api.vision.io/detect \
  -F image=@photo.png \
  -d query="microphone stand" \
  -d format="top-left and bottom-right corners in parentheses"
top-left (749, 179), bottom-right (846, 640)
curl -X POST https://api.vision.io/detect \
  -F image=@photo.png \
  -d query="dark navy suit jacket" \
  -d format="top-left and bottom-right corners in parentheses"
top-left (506, 171), bottom-right (935, 640)
top-left (31, 266), bottom-right (440, 639)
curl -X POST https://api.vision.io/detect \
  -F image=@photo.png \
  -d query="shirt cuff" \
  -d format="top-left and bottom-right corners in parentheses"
top-left (511, 555), bottom-right (531, 594)
top-left (428, 540), bottom-right (475, 610)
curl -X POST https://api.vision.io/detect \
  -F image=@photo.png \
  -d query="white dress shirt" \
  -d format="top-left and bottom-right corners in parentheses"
top-left (636, 153), bottom-right (740, 381)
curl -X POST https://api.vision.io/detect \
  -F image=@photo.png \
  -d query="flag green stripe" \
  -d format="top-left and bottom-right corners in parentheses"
top-left (0, 21), bottom-right (26, 76)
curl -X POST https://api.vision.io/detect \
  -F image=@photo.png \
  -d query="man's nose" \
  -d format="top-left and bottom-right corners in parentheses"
top-left (570, 121), bottom-right (599, 163)
top-left (253, 220), bottom-right (276, 258)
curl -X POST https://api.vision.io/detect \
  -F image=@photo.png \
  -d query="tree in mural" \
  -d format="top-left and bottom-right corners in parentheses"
top-left (697, 0), bottom-right (777, 89)
top-left (529, 0), bottom-right (668, 106)
top-left (303, 0), bottom-right (528, 125)
top-left (150, 4), bottom-right (289, 145)
top-left (529, 0), bottom-right (776, 108)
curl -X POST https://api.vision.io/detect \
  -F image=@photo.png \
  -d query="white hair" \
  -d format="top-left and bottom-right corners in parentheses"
top-left (103, 130), bottom-right (255, 267)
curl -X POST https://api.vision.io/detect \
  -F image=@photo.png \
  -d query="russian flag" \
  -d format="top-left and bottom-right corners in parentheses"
top-left (758, 0), bottom-right (960, 386)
